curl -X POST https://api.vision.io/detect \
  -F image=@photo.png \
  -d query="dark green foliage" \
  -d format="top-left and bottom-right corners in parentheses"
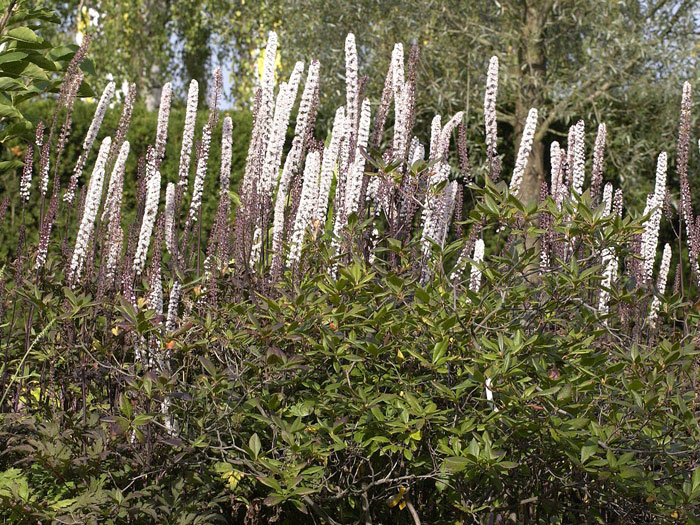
top-left (0, 0), bottom-right (95, 143)
top-left (1, 186), bottom-right (699, 524)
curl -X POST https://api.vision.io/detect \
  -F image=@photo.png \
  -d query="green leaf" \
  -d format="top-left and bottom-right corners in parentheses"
top-left (580, 443), bottom-right (598, 464)
top-left (443, 456), bottom-right (472, 472)
top-left (119, 394), bottom-right (133, 419)
top-left (249, 433), bottom-right (261, 459)
top-left (0, 77), bottom-right (26, 91)
top-left (0, 51), bottom-right (28, 65)
top-left (132, 414), bottom-right (152, 427)
top-left (4, 27), bottom-right (42, 44)
top-left (692, 466), bottom-right (700, 492)
top-left (432, 338), bottom-right (448, 365)
top-left (199, 356), bottom-right (216, 376)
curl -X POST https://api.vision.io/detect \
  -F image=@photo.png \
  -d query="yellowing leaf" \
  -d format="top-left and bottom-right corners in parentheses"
top-left (387, 487), bottom-right (406, 508)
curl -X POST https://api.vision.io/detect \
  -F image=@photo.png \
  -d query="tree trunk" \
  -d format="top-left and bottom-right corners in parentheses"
top-left (513, 1), bottom-right (548, 205)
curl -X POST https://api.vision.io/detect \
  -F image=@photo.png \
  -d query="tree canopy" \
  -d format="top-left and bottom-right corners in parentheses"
top-left (41, 0), bottom-right (700, 204)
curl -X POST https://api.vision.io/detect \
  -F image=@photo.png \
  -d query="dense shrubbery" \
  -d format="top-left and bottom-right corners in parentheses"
top-left (0, 19), bottom-right (699, 525)
top-left (2, 187), bottom-right (700, 523)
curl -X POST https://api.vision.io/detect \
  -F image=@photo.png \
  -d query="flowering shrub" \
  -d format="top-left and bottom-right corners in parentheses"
top-left (0, 28), bottom-right (699, 523)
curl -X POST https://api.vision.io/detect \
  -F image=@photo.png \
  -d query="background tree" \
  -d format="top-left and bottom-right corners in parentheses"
top-left (28, 0), bottom-right (700, 206)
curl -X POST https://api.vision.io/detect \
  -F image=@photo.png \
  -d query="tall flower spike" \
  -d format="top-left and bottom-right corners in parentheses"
top-left (315, 107), bottom-right (345, 225)
top-left (20, 144), bottom-right (33, 203)
top-left (287, 150), bottom-right (322, 266)
top-left (270, 60), bottom-right (322, 272)
top-left (437, 112), bottom-right (464, 159)
top-left (484, 56), bottom-right (499, 162)
top-left (642, 152), bottom-right (667, 283)
top-left (259, 63), bottom-right (304, 197)
top-left (102, 140), bottom-right (130, 223)
top-left (153, 82), bottom-right (173, 170)
top-left (219, 116), bottom-right (233, 197)
top-left (648, 243), bottom-right (672, 324)
top-left (469, 239), bottom-right (485, 293)
top-left (510, 108), bottom-right (538, 197)
top-left (612, 188), bottom-right (623, 217)
top-left (33, 122), bottom-right (47, 196)
top-left (590, 123), bottom-right (607, 203)
top-left (550, 141), bottom-right (563, 207)
top-left (64, 81), bottom-right (115, 203)
top-left (677, 82), bottom-right (692, 228)
top-left (571, 120), bottom-right (585, 195)
top-left (165, 280), bottom-right (182, 333)
top-left (164, 182), bottom-right (176, 255)
top-left (598, 247), bottom-right (617, 317)
top-left (344, 99), bottom-right (372, 216)
top-left (133, 170), bottom-right (162, 275)
top-left (177, 80), bottom-right (199, 191)
top-left (391, 42), bottom-right (410, 161)
top-left (188, 124), bottom-right (212, 221)
top-left (260, 32), bottom-right (278, 120)
top-left (429, 115), bottom-right (442, 160)
top-left (68, 136), bottom-right (111, 284)
top-left (602, 182), bottom-right (613, 217)
top-left (345, 33), bottom-right (359, 139)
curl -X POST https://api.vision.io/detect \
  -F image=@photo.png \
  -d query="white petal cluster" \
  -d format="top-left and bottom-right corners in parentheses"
top-left (437, 112), bottom-right (464, 159)
top-left (103, 144), bottom-right (129, 281)
top-left (271, 61), bottom-right (321, 265)
top-left (315, 107), bottom-right (345, 224)
top-left (391, 43), bottom-right (410, 161)
top-left (147, 267), bottom-right (163, 315)
top-left (64, 82), bottom-right (115, 203)
top-left (83, 82), bottom-right (116, 152)
top-left (598, 246), bottom-right (618, 316)
top-left (220, 116), bottom-right (233, 196)
top-left (429, 114), bottom-right (442, 160)
top-left (259, 62), bottom-right (304, 197)
top-left (260, 32), bottom-right (278, 113)
top-left (344, 99), bottom-right (371, 216)
top-left (69, 136), bottom-right (111, 284)
top-left (35, 126), bottom-right (49, 197)
top-left (345, 33), bottom-right (359, 139)
top-left (287, 151), bottom-right (322, 266)
top-left (484, 56), bottom-right (499, 159)
top-left (510, 108), bottom-right (538, 197)
top-left (165, 280), bottom-right (182, 333)
top-left (177, 79), bottom-right (199, 190)
top-left (249, 226), bottom-right (262, 268)
top-left (641, 152), bottom-right (667, 283)
top-left (591, 123), bottom-right (607, 189)
top-left (188, 124), bottom-right (212, 221)
top-left (420, 111), bottom-right (462, 258)
top-left (102, 140), bottom-right (130, 223)
top-left (19, 144), bottom-right (32, 202)
top-left (571, 120), bottom-right (585, 195)
top-left (613, 188), bottom-right (623, 217)
top-left (469, 239), bottom-right (485, 293)
top-left (602, 182), bottom-right (613, 216)
top-left (164, 182), bottom-right (176, 255)
top-left (133, 170), bottom-right (162, 275)
top-left (550, 141), bottom-right (564, 207)
top-left (648, 243), bottom-right (672, 324)
top-left (420, 162), bottom-right (450, 257)
top-left (154, 82), bottom-right (172, 163)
